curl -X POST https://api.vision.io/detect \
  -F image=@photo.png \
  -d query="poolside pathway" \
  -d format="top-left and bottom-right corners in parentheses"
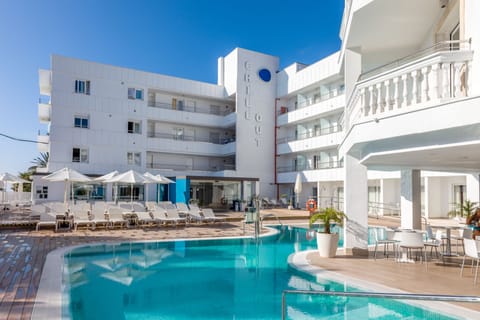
top-left (0, 207), bottom-right (476, 319)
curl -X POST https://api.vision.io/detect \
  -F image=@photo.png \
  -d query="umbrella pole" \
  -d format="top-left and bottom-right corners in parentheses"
top-left (131, 184), bottom-right (134, 211)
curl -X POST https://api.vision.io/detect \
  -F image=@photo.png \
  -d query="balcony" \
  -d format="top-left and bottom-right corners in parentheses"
top-left (37, 133), bottom-right (49, 152)
top-left (39, 69), bottom-right (52, 96)
top-left (146, 162), bottom-right (235, 172)
top-left (277, 130), bottom-right (343, 155)
top-left (277, 160), bottom-right (344, 183)
top-left (277, 94), bottom-right (344, 126)
top-left (38, 99), bottom-right (51, 123)
top-left (148, 101), bottom-right (235, 116)
top-left (147, 132), bottom-right (236, 156)
top-left (345, 40), bottom-right (473, 130)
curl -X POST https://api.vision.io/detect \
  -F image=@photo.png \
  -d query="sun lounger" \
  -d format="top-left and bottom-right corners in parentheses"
top-left (201, 208), bottom-right (226, 223)
top-left (165, 208), bottom-right (187, 225)
top-left (33, 204), bottom-right (58, 231)
top-left (186, 206), bottom-right (209, 223)
top-left (90, 203), bottom-right (109, 228)
top-left (175, 202), bottom-right (190, 217)
top-left (149, 206), bottom-right (180, 226)
top-left (135, 211), bottom-right (157, 227)
top-left (107, 207), bottom-right (128, 228)
top-left (73, 210), bottom-right (94, 231)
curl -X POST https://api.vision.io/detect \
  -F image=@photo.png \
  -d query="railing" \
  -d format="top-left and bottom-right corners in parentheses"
top-left (282, 290), bottom-right (480, 320)
top-left (346, 40), bottom-right (473, 129)
top-left (296, 87), bottom-right (345, 110)
top-left (147, 162), bottom-right (235, 171)
top-left (148, 101), bottom-right (234, 116)
top-left (276, 125), bottom-right (342, 144)
top-left (147, 132), bottom-right (235, 145)
top-left (368, 201), bottom-right (401, 217)
top-left (277, 160), bottom-right (343, 173)
top-left (278, 88), bottom-right (344, 115)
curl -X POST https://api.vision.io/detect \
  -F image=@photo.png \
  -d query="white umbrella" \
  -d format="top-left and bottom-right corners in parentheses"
top-left (150, 173), bottom-right (175, 203)
top-left (93, 170), bottom-right (119, 202)
top-left (93, 170), bottom-right (119, 182)
top-left (0, 172), bottom-right (29, 204)
top-left (43, 167), bottom-right (91, 208)
top-left (294, 173), bottom-right (302, 209)
top-left (107, 170), bottom-right (152, 209)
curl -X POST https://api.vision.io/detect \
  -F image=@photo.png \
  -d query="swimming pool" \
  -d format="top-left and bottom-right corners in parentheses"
top-left (63, 226), bottom-right (462, 319)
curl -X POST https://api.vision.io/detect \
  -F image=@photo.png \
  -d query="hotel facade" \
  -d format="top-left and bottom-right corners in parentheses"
top-left (34, 0), bottom-right (480, 251)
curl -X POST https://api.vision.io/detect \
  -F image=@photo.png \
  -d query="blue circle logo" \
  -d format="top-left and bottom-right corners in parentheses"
top-left (258, 68), bottom-right (271, 82)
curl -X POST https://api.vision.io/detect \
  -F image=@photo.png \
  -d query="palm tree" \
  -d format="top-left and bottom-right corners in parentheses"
top-left (29, 152), bottom-right (49, 172)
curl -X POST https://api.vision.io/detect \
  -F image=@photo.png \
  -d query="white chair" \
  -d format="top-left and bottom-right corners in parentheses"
top-left (372, 228), bottom-right (398, 260)
top-left (201, 208), bottom-right (226, 223)
top-left (460, 238), bottom-right (480, 285)
top-left (398, 231), bottom-right (428, 270)
top-left (423, 226), bottom-right (443, 259)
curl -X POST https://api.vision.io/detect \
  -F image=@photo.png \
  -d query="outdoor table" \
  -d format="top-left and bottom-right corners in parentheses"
top-left (431, 225), bottom-right (463, 257)
top-left (122, 212), bottom-right (138, 228)
top-left (55, 214), bottom-right (73, 232)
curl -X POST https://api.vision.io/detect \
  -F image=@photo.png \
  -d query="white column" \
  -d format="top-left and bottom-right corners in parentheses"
top-left (467, 60), bottom-right (472, 96)
top-left (392, 77), bottom-right (400, 109)
top-left (420, 67), bottom-right (429, 103)
top-left (360, 88), bottom-right (366, 117)
top-left (343, 154), bottom-right (369, 255)
top-left (375, 83), bottom-right (382, 114)
top-left (411, 70), bottom-right (419, 105)
top-left (429, 63), bottom-right (440, 101)
top-left (441, 63), bottom-right (450, 98)
top-left (454, 62), bottom-right (463, 97)
top-left (400, 169), bottom-right (422, 230)
top-left (384, 79), bottom-right (391, 111)
top-left (401, 74), bottom-right (409, 107)
top-left (466, 174), bottom-right (480, 204)
top-left (367, 85), bottom-right (374, 116)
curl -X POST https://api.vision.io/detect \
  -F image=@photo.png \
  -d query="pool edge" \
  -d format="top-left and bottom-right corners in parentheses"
top-left (288, 250), bottom-right (480, 320)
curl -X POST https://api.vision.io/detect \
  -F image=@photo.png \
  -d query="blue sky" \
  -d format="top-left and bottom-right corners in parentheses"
top-left (0, 0), bottom-right (344, 175)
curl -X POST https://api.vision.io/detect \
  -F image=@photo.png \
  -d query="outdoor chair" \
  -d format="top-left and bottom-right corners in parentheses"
top-left (460, 238), bottom-right (480, 285)
top-left (201, 208), bottom-right (226, 223)
top-left (397, 230), bottom-right (428, 270)
top-left (372, 228), bottom-right (398, 260)
top-left (423, 226), bottom-right (443, 259)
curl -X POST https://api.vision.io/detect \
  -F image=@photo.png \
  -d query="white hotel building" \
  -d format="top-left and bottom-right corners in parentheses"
top-left (34, 0), bottom-right (480, 251)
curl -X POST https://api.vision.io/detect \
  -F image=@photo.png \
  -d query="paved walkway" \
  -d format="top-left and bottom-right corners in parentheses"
top-left (0, 207), bottom-right (472, 319)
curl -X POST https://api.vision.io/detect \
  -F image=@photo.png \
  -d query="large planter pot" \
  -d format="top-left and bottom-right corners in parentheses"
top-left (316, 232), bottom-right (339, 258)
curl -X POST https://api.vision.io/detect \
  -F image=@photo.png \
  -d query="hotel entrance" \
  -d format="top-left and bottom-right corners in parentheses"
top-left (189, 177), bottom-right (257, 211)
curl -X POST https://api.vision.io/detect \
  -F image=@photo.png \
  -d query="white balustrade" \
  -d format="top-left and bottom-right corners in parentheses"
top-left (345, 49), bottom-right (473, 129)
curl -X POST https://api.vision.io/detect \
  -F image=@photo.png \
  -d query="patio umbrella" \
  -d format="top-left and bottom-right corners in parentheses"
top-left (93, 170), bottom-right (119, 203)
top-left (143, 172), bottom-right (174, 203)
top-left (0, 172), bottom-right (28, 204)
top-left (294, 173), bottom-right (302, 209)
top-left (93, 170), bottom-right (119, 182)
top-left (42, 167), bottom-right (92, 209)
top-left (106, 170), bottom-right (151, 210)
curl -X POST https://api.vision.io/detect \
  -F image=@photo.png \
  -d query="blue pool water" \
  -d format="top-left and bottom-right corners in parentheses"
top-left (64, 226), bottom-right (458, 319)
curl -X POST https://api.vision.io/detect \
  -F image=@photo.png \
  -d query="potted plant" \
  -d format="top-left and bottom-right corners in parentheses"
top-left (309, 207), bottom-right (346, 258)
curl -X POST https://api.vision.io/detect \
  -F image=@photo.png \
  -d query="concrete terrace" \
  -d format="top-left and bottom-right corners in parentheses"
top-left (0, 208), bottom-right (479, 319)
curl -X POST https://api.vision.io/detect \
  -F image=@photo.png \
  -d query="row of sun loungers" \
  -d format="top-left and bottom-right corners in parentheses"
top-left (31, 201), bottom-right (226, 231)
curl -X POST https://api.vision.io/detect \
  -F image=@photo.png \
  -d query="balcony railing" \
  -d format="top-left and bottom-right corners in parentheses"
top-left (147, 162), bottom-right (235, 171)
top-left (280, 87), bottom-right (345, 115)
top-left (276, 125), bottom-right (342, 144)
top-left (277, 160), bottom-right (343, 173)
top-left (147, 132), bottom-right (235, 145)
top-left (345, 40), bottom-right (473, 129)
top-left (148, 101), bottom-right (234, 116)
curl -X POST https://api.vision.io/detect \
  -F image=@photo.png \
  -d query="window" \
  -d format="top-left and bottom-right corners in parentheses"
top-left (127, 152), bottom-right (141, 166)
top-left (72, 148), bottom-right (88, 163)
top-left (127, 121), bottom-right (141, 134)
top-left (74, 115), bottom-right (89, 128)
top-left (128, 88), bottom-right (143, 100)
top-left (75, 80), bottom-right (90, 95)
top-left (36, 186), bottom-right (48, 199)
